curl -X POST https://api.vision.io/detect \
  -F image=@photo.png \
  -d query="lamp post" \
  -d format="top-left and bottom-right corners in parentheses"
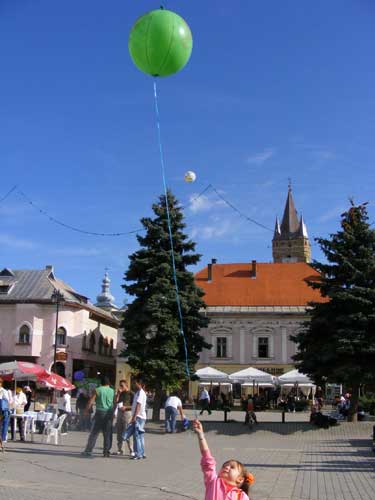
top-left (51, 289), bottom-right (64, 374)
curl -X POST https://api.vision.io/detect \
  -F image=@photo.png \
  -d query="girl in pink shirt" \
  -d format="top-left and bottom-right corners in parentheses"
top-left (193, 420), bottom-right (254, 500)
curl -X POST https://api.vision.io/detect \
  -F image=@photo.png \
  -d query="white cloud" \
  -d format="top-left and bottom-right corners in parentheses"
top-left (191, 219), bottom-right (234, 240)
top-left (318, 205), bottom-right (346, 223)
top-left (188, 194), bottom-right (225, 214)
top-left (0, 234), bottom-right (36, 249)
top-left (246, 148), bottom-right (275, 166)
top-left (53, 247), bottom-right (103, 257)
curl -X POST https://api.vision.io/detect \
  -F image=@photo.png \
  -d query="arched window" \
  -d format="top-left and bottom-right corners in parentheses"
top-left (89, 332), bottom-right (96, 353)
top-left (56, 327), bottom-right (66, 346)
top-left (98, 336), bottom-right (104, 355)
top-left (51, 362), bottom-right (65, 377)
top-left (19, 325), bottom-right (30, 344)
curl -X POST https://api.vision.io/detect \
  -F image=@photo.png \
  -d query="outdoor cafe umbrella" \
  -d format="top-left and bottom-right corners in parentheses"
top-left (194, 366), bottom-right (229, 382)
top-left (229, 367), bottom-right (274, 384)
top-left (0, 361), bottom-right (48, 381)
top-left (278, 369), bottom-right (313, 385)
top-left (38, 372), bottom-right (75, 391)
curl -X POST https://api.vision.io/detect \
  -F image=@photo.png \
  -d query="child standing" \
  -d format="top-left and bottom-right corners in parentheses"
top-left (193, 420), bottom-right (254, 500)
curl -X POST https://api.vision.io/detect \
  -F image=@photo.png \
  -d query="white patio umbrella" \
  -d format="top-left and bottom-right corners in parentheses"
top-left (194, 367), bottom-right (229, 382)
top-left (278, 369), bottom-right (313, 385)
top-left (229, 367), bottom-right (274, 384)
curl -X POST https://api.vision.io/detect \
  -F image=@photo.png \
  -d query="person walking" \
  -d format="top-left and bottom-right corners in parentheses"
top-left (82, 376), bottom-right (115, 458)
top-left (164, 392), bottom-right (184, 433)
top-left (199, 387), bottom-right (211, 415)
top-left (114, 380), bottom-right (134, 456)
top-left (123, 375), bottom-right (147, 460)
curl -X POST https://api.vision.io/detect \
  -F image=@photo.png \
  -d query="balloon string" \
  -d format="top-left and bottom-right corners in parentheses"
top-left (153, 79), bottom-right (190, 379)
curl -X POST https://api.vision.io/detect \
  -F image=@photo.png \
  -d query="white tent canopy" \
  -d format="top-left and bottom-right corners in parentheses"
top-left (194, 367), bottom-right (229, 382)
top-left (229, 367), bottom-right (274, 384)
top-left (278, 369), bottom-right (314, 385)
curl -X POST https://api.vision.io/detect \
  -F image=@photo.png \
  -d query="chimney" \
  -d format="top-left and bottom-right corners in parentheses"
top-left (207, 258), bottom-right (217, 282)
top-left (251, 260), bottom-right (257, 279)
top-left (45, 265), bottom-right (54, 272)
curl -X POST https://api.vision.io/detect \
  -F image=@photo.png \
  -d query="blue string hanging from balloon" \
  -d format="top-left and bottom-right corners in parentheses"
top-left (153, 79), bottom-right (190, 378)
top-left (129, 7), bottom-right (194, 378)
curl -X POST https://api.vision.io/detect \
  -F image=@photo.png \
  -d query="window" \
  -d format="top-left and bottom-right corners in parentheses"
top-left (258, 337), bottom-right (269, 358)
top-left (109, 339), bottom-right (114, 356)
top-left (19, 325), bottom-right (30, 344)
top-left (56, 327), bottom-right (66, 346)
top-left (0, 285), bottom-right (11, 294)
top-left (216, 337), bottom-right (227, 358)
top-left (82, 332), bottom-right (87, 351)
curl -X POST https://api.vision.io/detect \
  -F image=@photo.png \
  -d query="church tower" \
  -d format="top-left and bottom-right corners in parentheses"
top-left (95, 270), bottom-right (117, 310)
top-left (272, 185), bottom-right (311, 263)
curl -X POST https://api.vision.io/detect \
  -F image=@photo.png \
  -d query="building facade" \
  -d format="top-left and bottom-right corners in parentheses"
top-left (0, 266), bottom-right (119, 382)
top-left (194, 188), bottom-right (323, 396)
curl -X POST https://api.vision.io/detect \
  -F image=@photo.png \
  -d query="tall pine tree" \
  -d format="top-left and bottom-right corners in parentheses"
top-left (292, 202), bottom-right (375, 421)
top-left (121, 190), bottom-right (210, 420)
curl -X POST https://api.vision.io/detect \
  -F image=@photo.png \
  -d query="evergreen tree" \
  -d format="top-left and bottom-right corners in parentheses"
top-left (121, 190), bottom-right (210, 420)
top-left (292, 202), bottom-right (375, 421)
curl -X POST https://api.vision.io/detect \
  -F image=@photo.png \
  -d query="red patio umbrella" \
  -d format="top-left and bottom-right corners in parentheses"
top-left (38, 372), bottom-right (75, 391)
top-left (0, 361), bottom-right (48, 380)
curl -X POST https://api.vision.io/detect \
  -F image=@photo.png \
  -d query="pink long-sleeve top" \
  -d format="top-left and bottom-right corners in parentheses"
top-left (200, 449), bottom-right (249, 500)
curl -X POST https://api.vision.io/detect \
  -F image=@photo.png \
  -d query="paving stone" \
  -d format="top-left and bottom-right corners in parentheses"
top-left (0, 411), bottom-right (374, 500)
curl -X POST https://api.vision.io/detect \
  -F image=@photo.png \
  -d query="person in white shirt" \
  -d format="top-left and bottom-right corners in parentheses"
top-left (123, 376), bottom-right (147, 460)
top-left (58, 389), bottom-right (71, 433)
top-left (11, 387), bottom-right (27, 441)
top-left (199, 387), bottom-right (212, 415)
top-left (164, 393), bottom-right (184, 433)
top-left (0, 377), bottom-right (11, 445)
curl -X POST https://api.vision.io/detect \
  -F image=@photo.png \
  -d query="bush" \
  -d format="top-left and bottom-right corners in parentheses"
top-left (359, 395), bottom-right (375, 415)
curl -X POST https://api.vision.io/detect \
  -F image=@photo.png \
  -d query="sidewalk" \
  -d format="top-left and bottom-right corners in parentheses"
top-left (1, 413), bottom-right (374, 500)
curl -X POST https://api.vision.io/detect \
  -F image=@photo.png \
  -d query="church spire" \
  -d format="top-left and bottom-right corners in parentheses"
top-left (280, 184), bottom-right (300, 237)
top-left (272, 185), bottom-right (311, 263)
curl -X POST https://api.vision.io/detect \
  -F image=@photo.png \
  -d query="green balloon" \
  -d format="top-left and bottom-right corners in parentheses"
top-left (129, 8), bottom-right (193, 77)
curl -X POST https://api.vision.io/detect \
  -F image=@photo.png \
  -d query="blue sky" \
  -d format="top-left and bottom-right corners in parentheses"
top-left (1, 0), bottom-right (375, 306)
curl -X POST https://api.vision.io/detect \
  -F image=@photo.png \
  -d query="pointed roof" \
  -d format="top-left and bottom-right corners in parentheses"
top-left (280, 186), bottom-right (300, 237)
top-left (95, 271), bottom-right (116, 309)
top-left (297, 215), bottom-right (309, 238)
top-left (273, 217), bottom-right (281, 237)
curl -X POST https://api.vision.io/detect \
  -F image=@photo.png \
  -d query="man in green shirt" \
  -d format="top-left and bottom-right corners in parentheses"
top-left (82, 376), bottom-right (115, 457)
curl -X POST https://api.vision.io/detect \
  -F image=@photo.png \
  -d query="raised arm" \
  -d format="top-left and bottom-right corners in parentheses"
top-left (193, 420), bottom-right (217, 485)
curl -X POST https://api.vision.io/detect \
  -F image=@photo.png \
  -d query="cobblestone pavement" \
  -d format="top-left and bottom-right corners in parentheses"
top-left (0, 411), bottom-right (374, 500)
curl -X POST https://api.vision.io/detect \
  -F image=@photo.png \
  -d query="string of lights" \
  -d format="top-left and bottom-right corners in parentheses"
top-left (1, 182), bottom-right (329, 241)
top-left (0, 185), bottom-right (17, 204)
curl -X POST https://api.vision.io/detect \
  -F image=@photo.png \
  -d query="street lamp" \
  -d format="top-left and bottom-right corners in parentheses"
top-left (51, 289), bottom-right (64, 374)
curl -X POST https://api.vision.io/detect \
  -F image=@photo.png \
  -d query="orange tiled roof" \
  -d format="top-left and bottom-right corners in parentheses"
top-left (195, 262), bottom-right (325, 307)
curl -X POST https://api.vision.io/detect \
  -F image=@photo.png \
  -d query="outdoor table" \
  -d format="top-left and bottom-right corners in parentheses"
top-left (9, 411), bottom-right (54, 441)
top-left (10, 412), bottom-right (36, 442)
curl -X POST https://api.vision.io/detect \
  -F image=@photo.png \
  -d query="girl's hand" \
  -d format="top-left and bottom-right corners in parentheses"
top-left (193, 419), bottom-right (203, 434)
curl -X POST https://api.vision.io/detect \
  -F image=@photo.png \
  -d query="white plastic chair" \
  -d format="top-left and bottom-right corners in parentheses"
top-left (24, 411), bottom-right (38, 439)
top-left (44, 413), bottom-right (67, 445)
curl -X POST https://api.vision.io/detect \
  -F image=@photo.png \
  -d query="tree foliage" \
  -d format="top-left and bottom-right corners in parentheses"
top-left (292, 202), bottom-right (375, 420)
top-left (121, 191), bottom-right (210, 418)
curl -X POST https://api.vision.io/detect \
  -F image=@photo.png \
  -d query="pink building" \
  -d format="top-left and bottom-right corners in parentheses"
top-left (0, 266), bottom-right (120, 382)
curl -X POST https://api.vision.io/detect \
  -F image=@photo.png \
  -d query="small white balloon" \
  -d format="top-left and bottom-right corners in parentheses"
top-left (184, 170), bottom-right (196, 183)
